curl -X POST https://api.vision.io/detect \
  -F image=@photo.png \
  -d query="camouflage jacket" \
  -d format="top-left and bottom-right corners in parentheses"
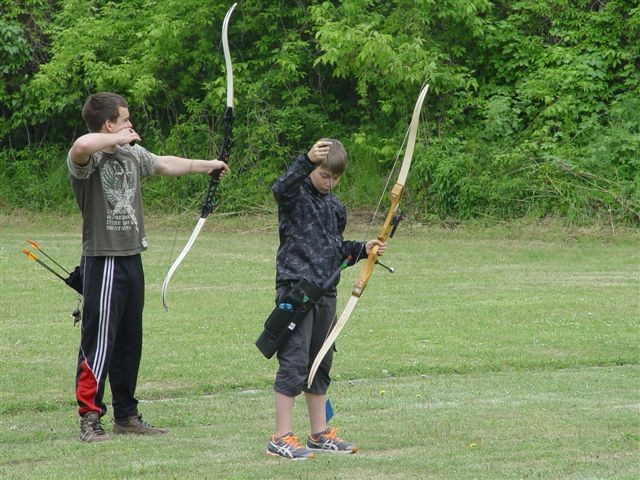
top-left (272, 154), bottom-right (366, 294)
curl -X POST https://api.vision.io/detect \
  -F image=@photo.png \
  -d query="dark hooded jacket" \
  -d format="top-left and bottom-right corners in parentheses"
top-left (272, 154), bottom-right (366, 294)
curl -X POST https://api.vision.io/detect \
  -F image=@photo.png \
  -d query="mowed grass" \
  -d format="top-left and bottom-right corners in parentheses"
top-left (1, 212), bottom-right (638, 479)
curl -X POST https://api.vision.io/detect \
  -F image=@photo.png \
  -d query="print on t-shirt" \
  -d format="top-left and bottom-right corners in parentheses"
top-left (102, 158), bottom-right (139, 233)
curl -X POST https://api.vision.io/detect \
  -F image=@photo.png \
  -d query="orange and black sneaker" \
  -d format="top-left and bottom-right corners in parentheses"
top-left (267, 432), bottom-right (315, 460)
top-left (307, 427), bottom-right (358, 453)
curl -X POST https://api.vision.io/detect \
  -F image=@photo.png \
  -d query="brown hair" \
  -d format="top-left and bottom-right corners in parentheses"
top-left (82, 92), bottom-right (129, 133)
top-left (318, 138), bottom-right (347, 175)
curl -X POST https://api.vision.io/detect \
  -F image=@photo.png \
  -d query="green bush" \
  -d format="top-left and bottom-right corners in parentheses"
top-left (1, 0), bottom-right (638, 224)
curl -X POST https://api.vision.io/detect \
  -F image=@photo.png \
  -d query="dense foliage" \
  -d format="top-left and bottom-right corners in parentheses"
top-left (1, 0), bottom-right (638, 223)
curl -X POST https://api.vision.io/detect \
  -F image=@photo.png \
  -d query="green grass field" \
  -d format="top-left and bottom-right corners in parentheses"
top-left (1, 213), bottom-right (638, 479)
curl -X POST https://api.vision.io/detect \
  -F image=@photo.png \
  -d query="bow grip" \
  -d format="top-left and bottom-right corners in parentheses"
top-left (351, 246), bottom-right (379, 297)
top-left (352, 183), bottom-right (405, 297)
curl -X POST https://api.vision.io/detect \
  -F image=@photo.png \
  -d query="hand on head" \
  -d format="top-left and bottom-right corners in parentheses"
top-left (308, 140), bottom-right (332, 164)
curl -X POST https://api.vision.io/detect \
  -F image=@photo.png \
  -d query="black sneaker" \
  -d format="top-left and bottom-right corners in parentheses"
top-left (267, 432), bottom-right (315, 460)
top-left (113, 414), bottom-right (168, 435)
top-left (307, 427), bottom-right (358, 453)
top-left (79, 412), bottom-right (111, 443)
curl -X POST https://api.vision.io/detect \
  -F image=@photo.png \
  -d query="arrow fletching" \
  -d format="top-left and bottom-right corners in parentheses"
top-left (26, 239), bottom-right (71, 274)
top-left (22, 248), bottom-right (68, 282)
top-left (22, 248), bottom-right (37, 261)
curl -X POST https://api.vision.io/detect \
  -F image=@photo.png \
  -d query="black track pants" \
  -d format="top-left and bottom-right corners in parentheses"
top-left (76, 255), bottom-right (144, 419)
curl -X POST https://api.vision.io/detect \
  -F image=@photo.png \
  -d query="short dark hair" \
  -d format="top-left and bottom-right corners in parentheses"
top-left (82, 92), bottom-right (128, 132)
top-left (318, 138), bottom-right (347, 175)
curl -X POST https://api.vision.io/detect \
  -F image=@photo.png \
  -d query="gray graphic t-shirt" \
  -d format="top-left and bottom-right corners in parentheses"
top-left (68, 144), bottom-right (158, 256)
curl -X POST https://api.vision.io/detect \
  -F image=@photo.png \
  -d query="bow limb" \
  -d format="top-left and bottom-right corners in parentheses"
top-left (307, 84), bottom-right (429, 388)
top-left (161, 3), bottom-right (237, 310)
top-left (223, 4), bottom-right (235, 110)
top-left (307, 295), bottom-right (359, 389)
top-left (161, 217), bottom-right (207, 309)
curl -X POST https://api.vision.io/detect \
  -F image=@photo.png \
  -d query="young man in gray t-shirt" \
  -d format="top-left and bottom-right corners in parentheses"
top-left (68, 92), bottom-right (229, 442)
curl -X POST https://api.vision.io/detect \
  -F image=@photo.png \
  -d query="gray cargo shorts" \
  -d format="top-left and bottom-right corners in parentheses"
top-left (274, 286), bottom-right (336, 396)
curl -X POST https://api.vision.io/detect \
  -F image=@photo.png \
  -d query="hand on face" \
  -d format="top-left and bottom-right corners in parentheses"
top-left (121, 128), bottom-right (141, 146)
top-left (108, 107), bottom-right (140, 145)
